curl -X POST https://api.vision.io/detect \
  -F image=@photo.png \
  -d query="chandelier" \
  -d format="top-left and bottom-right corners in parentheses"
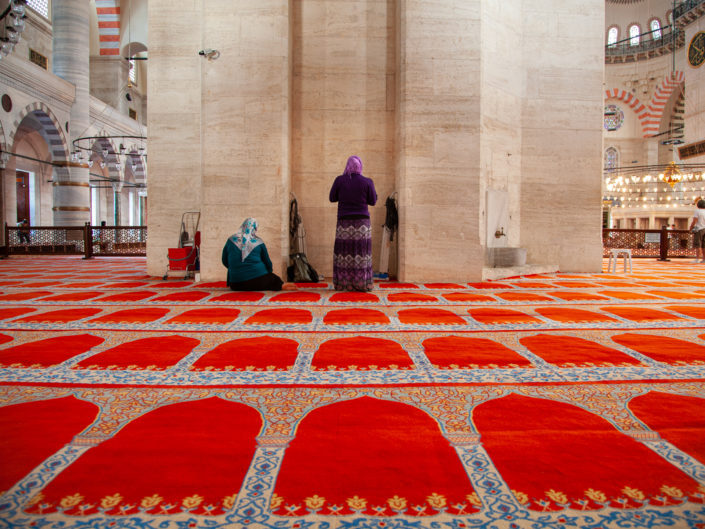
top-left (0, 0), bottom-right (27, 59)
top-left (662, 161), bottom-right (682, 188)
top-left (71, 134), bottom-right (147, 173)
top-left (603, 163), bottom-right (705, 209)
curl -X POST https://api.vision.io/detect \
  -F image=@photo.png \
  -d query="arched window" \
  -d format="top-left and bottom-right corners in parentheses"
top-left (667, 10), bottom-right (673, 26)
top-left (605, 147), bottom-right (619, 171)
top-left (650, 18), bottom-right (662, 39)
top-left (607, 26), bottom-right (619, 47)
top-left (629, 24), bottom-right (641, 46)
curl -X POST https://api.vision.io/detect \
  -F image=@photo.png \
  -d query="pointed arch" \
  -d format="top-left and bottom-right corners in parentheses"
top-left (11, 103), bottom-right (70, 181)
top-left (605, 71), bottom-right (685, 138)
top-left (90, 137), bottom-right (122, 182)
top-left (604, 88), bottom-right (649, 134)
top-left (643, 71), bottom-right (685, 137)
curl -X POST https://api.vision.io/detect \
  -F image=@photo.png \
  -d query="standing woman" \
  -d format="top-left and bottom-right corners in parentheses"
top-left (329, 155), bottom-right (378, 291)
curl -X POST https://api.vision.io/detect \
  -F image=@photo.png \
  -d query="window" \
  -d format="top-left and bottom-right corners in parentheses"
top-left (607, 26), bottom-right (619, 47)
top-left (129, 61), bottom-right (137, 84)
top-left (604, 105), bottom-right (624, 132)
top-left (91, 187), bottom-right (99, 225)
top-left (605, 147), bottom-right (619, 170)
top-left (650, 19), bottom-right (661, 39)
top-left (26, 0), bottom-right (49, 18)
top-left (129, 191), bottom-right (135, 226)
top-left (667, 10), bottom-right (673, 26)
top-left (629, 24), bottom-right (641, 46)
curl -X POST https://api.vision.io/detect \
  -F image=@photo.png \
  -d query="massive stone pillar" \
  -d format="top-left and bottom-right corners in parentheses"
top-left (52, 0), bottom-right (91, 225)
top-left (396, 0), bottom-right (483, 281)
top-left (290, 0), bottom-right (397, 276)
top-left (147, 0), bottom-right (291, 281)
top-left (519, 0), bottom-right (604, 272)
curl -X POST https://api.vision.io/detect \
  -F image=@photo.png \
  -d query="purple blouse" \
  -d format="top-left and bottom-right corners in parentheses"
top-left (329, 173), bottom-right (378, 218)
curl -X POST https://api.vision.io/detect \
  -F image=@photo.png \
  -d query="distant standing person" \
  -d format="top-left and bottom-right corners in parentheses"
top-left (690, 199), bottom-right (705, 263)
top-left (222, 217), bottom-right (297, 291)
top-left (17, 219), bottom-right (30, 244)
top-left (329, 155), bottom-right (377, 291)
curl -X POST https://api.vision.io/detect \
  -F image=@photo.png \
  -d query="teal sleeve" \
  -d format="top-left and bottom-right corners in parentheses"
top-left (260, 244), bottom-right (273, 273)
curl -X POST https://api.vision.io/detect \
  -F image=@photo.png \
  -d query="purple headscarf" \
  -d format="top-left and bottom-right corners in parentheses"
top-left (343, 155), bottom-right (363, 176)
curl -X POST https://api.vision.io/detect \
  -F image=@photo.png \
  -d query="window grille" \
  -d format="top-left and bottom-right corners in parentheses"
top-left (26, 0), bottom-right (49, 18)
top-left (607, 27), bottom-right (618, 47)
top-left (650, 19), bottom-right (661, 39)
top-left (629, 25), bottom-right (641, 46)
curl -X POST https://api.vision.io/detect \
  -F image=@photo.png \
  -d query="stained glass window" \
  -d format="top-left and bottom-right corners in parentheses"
top-left (605, 147), bottom-right (619, 171)
top-left (607, 27), bottom-right (618, 47)
top-left (604, 105), bottom-right (624, 132)
top-left (27, 0), bottom-right (49, 18)
top-left (650, 19), bottom-right (661, 39)
top-left (629, 24), bottom-right (640, 46)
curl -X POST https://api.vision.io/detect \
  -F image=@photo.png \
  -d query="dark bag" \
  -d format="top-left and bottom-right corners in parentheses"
top-left (287, 252), bottom-right (319, 283)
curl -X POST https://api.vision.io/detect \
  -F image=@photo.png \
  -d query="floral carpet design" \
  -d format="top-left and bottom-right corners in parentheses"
top-left (0, 256), bottom-right (704, 529)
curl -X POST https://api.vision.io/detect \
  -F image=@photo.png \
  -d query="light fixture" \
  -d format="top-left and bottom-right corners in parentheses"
top-left (72, 134), bottom-right (147, 175)
top-left (663, 161), bottom-right (682, 188)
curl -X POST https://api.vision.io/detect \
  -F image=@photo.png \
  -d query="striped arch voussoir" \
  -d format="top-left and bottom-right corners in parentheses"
top-left (96, 0), bottom-right (121, 56)
top-left (642, 71), bottom-right (685, 138)
top-left (12, 102), bottom-right (69, 162)
top-left (605, 71), bottom-right (685, 138)
top-left (11, 103), bottom-right (71, 180)
top-left (604, 88), bottom-right (649, 135)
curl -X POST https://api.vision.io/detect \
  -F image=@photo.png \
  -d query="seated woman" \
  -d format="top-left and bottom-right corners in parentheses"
top-left (222, 218), bottom-right (296, 291)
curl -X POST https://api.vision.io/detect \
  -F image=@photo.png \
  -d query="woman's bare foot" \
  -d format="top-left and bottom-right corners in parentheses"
top-left (282, 282), bottom-right (298, 291)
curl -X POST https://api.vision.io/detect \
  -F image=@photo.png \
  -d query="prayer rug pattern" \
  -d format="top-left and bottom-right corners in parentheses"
top-left (0, 256), bottom-right (704, 529)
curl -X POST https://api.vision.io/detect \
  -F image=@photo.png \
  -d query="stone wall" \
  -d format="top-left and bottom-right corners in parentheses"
top-left (147, 0), bottom-right (605, 281)
top-left (292, 0), bottom-right (396, 277)
top-left (684, 19), bottom-right (705, 157)
top-left (519, 1), bottom-right (605, 273)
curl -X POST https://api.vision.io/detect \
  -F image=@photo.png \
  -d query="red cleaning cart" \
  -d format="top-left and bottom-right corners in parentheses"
top-left (163, 212), bottom-right (200, 280)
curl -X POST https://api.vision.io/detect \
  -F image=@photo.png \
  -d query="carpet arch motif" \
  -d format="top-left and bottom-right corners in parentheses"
top-left (520, 334), bottom-right (643, 368)
top-left (312, 336), bottom-right (412, 371)
top-left (271, 395), bottom-right (478, 517)
top-left (73, 335), bottom-right (199, 370)
top-left (472, 393), bottom-right (703, 511)
top-left (0, 334), bottom-right (104, 368)
top-left (628, 391), bottom-right (705, 466)
top-left (190, 336), bottom-right (299, 371)
top-left (611, 333), bottom-right (705, 365)
top-left (422, 335), bottom-right (532, 369)
top-left (0, 396), bottom-right (99, 494)
top-left (25, 397), bottom-right (262, 516)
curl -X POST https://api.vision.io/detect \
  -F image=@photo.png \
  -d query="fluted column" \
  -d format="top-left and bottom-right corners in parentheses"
top-left (52, 0), bottom-right (91, 225)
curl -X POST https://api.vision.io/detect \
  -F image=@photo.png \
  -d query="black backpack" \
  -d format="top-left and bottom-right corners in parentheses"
top-left (287, 198), bottom-right (320, 282)
top-left (288, 253), bottom-right (320, 283)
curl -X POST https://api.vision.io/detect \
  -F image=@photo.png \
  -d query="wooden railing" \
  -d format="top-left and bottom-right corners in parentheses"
top-left (3, 223), bottom-right (147, 258)
top-left (602, 228), bottom-right (695, 259)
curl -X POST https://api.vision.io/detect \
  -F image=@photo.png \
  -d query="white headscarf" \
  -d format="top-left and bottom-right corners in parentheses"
top-left (230, 218), bottom-right (264, 261)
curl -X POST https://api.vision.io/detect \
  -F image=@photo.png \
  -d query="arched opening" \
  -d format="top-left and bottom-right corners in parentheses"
top-left (5, 107), bottom-right (70, 229)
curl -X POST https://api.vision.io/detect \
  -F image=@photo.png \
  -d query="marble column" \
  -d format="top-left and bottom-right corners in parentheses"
top-left (147, 0), bottom-right (291, 281)
top-left (396, 0), bottom-right (483, 281)
top-left (52, 0), bottom-right (91, 225)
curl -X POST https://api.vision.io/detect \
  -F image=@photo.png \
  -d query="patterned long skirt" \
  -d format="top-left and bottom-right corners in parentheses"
top-left (333, 218), bottom-right (374, 292)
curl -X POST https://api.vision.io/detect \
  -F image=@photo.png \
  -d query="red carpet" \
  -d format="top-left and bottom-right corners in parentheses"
top-left (0, 256), bottom-right (704, 529)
